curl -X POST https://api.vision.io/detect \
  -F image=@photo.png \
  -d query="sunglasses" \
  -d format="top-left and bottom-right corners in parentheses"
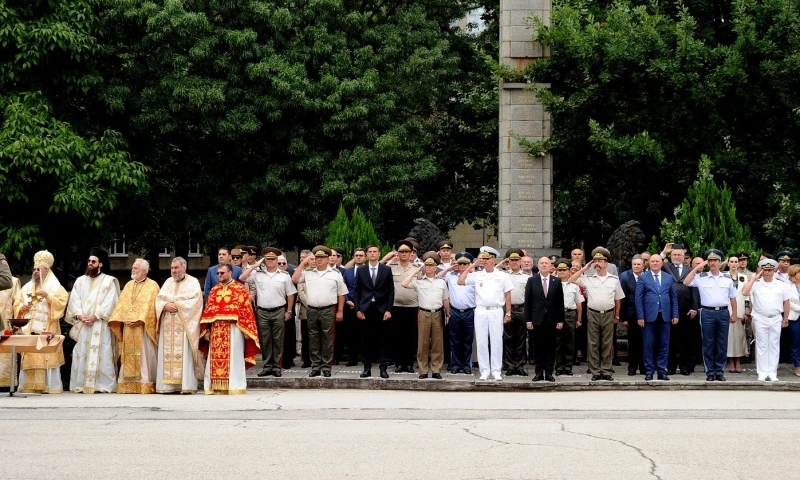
top-left (277, 262), bottom-right (287, 265)
top-left (216, 272), bottom-right (227, 276)
top-left (231, 255), bottom-right (242, 260)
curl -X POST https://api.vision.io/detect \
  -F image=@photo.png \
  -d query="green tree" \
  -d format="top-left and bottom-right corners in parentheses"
top-left (100, 0), bottom-right (483, 253)
top-left (324, 205), bottom-right (382, 261)
top-left (523, 0), bottom-right (800, 251)
top-left (0, 0), bottom-right (148, 271)
top-left (649, 155), bottom-right (757, 257)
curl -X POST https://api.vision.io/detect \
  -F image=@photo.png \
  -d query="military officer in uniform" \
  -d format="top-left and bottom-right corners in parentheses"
top-left (458, 246), bottom-right (514, 381)
top-left (240, 247), bottom-right (297, 377)
top-left (556, 258), bottom-right (584, 375)
top-left (683, 249), bottom-right (738, 381)
top-left (291, 246), bottom-right (348, 378)
top-left (569, 247), bottom-right (624, 381)
top-left (742, 259), bottom-right (791, 381)
top-left (504, 248), bottom-right (530, 376)
top-left (776, 251), bottom-right (793, 283)
top-left (440, 252), bottom-right (476, 374)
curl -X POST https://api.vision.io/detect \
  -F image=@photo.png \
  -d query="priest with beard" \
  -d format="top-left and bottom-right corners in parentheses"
top-left (155, 257), bottom-right (204, 394)
top-left (109, 259), bottom-right (160, 394)
top-left (65, 248), bottom-right (121, 393)
top-left (13, 251), bottom-right (68, 393)
top-left (200, 263), bottom-right (260, 394)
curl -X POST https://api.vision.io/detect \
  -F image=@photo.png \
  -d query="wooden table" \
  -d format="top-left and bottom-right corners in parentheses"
top-left (0, 335), bottom-right (64, 396)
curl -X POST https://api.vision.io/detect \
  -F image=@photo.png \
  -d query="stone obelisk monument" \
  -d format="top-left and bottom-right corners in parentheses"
top-left (498, 0), bottom-right (559, 257)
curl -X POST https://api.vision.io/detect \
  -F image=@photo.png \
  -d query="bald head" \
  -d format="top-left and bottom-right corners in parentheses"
top-left (537, 256), bottom-right (551, 273)
top-left (649, 253), bottom-right (663, 273)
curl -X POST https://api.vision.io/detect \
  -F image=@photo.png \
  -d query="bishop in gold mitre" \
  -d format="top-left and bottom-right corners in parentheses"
top-left (109, 258), bottom-right (160, 394)
top-left (13, 250), bottom-right (68, 393)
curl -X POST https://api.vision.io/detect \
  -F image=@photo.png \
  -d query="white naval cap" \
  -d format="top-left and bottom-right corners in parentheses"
top-left (479, 246), bottom-right (500, 258)
top-left (758, 258), bottom-right (778, 270)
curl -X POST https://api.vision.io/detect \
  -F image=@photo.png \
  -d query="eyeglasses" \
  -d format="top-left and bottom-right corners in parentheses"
top-left (88, 260), bottom-right (99, 264)
top-left (216, 272), bottom-right (227, 276)
top-left (277, 262), bottom-right (287, 265)
top-left (231, 255), bottom-right (242, 260)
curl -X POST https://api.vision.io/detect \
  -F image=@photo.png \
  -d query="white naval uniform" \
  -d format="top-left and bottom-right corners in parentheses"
top-left (749, 279), bottom-right (790, 380)
top-left (465, 269), bottom-right (514, 377)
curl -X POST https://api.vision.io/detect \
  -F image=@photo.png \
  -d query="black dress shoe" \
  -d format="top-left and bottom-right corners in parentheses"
top-left (346, 360), bottom-right (358, 367)
top-left (658, 373), bottom-right (670, 381)
top-left (323, 370), bottom-right (331, 377)
top-left (706, 375), bottom-right (715, 381)
top-left (518, 369), bottom-right (529, 376)
top-left (449, 369), bottom-right (459, 374)
top-left (667, 369), bottom-right (676, 376)
top-left (405, 365), bottom-right (414, 372)
top-left (561, 371), bottom-right (573, 376)
top-left (309, 370), bottom-right (321, 377)
top-left (432, 373), bottom-right (442, 379)
top-left (602, 375), bottom-right (615, 381)
top-left (283, 362), bottom-right (295, 368)
top-left (257, 367), bottom-right (272, 377)
top-left (273, 370), bottom-right (282, 378)
top-left (612, 360), bottom-right (622, 366)
top-left (591, 375), bottom-right (602, 381)
top-left (628, 370), bottom-right (638, 376)
top-left (533, 373), bottom-right (544, 382)
top-left (463, 368), bottom-right (472, 375)
top-left (419, 373), bottom-right (428, 379)
top-left (545, 374), bottom-right (556, 382)
top-left (644, 374), bottom-right (653, 381)
top-left (301, 361), bottom-right (312, 368)
top-left (505, 370), bottom-right (515, 377)
top-left (395, 365), bottom-right (405, 373)
top-left (715, 374), bottom-right (726, 381)
top-left (360, 369), bottom-right (372, 378)
top-left (379, 369), bottom-right (389, 379)
top-left (681, 370), bottom-right (691, 376)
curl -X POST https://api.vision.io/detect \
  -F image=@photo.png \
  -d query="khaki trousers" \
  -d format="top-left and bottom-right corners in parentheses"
top-left (256, 307), bottom-right (285, 370)
top-left (587, 310), bottom-right (614, 375)
top-left (417, 310), bottom-right (444, 374)
top-left (308, 306), bottom-right (335, 371)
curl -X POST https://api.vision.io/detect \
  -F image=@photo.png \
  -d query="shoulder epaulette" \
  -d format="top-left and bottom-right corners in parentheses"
top-left (699, 272), bottom-right (709, 277)
top-left (721, 272), bottom-right (732, 278)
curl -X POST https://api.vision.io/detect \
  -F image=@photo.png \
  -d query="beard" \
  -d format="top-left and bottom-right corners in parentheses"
top-left (130, 273), bottom-right (137, 280)
top-left (85, 265), bottom-right (100, 277)
top-left (171, 272), bottom-right (185, 282)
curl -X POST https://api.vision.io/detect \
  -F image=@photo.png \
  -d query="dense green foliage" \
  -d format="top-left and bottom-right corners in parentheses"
top-left (525, 0), bottom-right (800, 253)
top-left (323, 204), bottom-right (387, 260)
top-left (647, 155), bottom-right (757, 257)
top-left (0, 0), bottom-right (148, 267)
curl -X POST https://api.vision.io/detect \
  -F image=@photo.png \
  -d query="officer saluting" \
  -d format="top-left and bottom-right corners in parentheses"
top-left (683, 249), bottom-right (738, 381)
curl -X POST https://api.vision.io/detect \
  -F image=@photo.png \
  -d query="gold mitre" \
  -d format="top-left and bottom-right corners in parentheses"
top-left (34, 250), bottom-right (55, 268)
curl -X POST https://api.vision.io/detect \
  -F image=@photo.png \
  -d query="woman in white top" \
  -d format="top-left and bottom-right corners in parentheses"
top-left (726, 257), bottom-right (749, 374)
top-left (787, 264), bottom-right (800, 377)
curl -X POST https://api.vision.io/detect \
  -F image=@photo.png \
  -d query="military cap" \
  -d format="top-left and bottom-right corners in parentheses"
top-left (422, 251), bottom-right (440, 265)
top-left (262, 247), bottom-right (282, 259)
top-left (395, 239), bottom-right (414, 253)
top-left (759, 258), bottom-right (778, 270)
top-left (548, 254), bottom-right (559, 263)
top-left (591, 247), bottom-right (611, 261)
top-left (736, 251), bottom-right (749, 260)
top-left (776, 251), bottom-right (793, 262)
top-left (246, 246), bottom-right (259, 256)
top-left (312, 245), bottom-right (331, 257)
top-left (505, 248), bottom-right (524, 260)
top-left (555, 258), bottom-right (571, 270)
top-left (704, 249), bottom-right (724, 261)
top-left (405, 237), bottom-right (420, 252)
top-left (436, 240), bottom-right (454, 251)
top-left (479, 246), bottom-right (499, 259)
top-left (230, 248), bottom-right (243, 256)
top-left (455, 252), bottom-right (474, 264)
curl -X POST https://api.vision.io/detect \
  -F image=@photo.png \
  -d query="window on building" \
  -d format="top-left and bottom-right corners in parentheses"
top-left (109, 235), bottom-right (127, 257)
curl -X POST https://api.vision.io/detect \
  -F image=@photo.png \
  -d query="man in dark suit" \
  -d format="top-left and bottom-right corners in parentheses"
top-left (620, 255), bottom-right (646, 375)
top-left (353, 245), bottom-right (395, 378)
top-left (660, 243), bottom-right (700, 375)
top-left (524, 256), bottom-right (565, 382)
top-left (342, 248), bottom-right (366, 366)
top-left (635, 254), bottom-right (679, 380)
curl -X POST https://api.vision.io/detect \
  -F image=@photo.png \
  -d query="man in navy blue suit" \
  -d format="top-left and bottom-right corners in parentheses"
top-left (635, 254), bottom-right (679, 380)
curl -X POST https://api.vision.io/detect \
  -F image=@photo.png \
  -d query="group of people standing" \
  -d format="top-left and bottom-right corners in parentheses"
top-left (2, 239), bottom-right (798, 393)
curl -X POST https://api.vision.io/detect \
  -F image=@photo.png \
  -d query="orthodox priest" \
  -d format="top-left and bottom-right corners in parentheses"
top-left (200, 263), bottom-right (259, 395)
top-left (0, 261), bottom-right (21, 388)
top-left (65, 247), bottom-right (120, 393)
top-left (13, 250), bottom-right (68, 393)
top-left (109, 259), bottom-right (160, 394)
top-left (155, 257), bottom-right (204, 394)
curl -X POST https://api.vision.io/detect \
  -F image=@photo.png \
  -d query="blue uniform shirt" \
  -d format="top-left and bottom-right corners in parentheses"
top-left (689, 272), bottom-right (736, 307)
top-left (204, 264), bottom-right (243, 299)
top-left (444, 271), bottom-right (477, 309)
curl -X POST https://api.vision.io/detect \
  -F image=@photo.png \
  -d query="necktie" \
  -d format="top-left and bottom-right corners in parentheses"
top-left (371, 266), bottom-right (377, 285)
top-left (677, 265), bottom-right (682, 277)
top-left (542, 277), bottom-right (548, 297)
top-left (654, 272), bottom-right (661, 290)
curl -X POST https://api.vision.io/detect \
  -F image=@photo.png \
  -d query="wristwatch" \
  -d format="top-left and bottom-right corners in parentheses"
top-left (505, 312), bottom-right (511, 317)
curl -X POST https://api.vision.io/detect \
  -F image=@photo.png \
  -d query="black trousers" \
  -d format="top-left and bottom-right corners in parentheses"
top-left (532, 320), bottom-right (557, 375)
top-left (282, 310), bottom-right (297, 368)
top-left (392, 306), bottom-right (418, 368)
top-left (626, 319), bottom-right (645, 373)
top-left (362, 304), bottom-right (390, 369)
top-left (300, 318), bottom-right (310, 364)
top-left (668, 311), bottom-right (698, 372)
top-left (503, 306), bottom-right (527, 372)
top-left (343, 304), bottom-right (361, 362)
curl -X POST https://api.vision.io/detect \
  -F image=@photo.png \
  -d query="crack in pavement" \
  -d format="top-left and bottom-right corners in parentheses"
top-left (560, 421), bottom-right (662, 480)
top-left (255, 390), bottom-right (285, 411)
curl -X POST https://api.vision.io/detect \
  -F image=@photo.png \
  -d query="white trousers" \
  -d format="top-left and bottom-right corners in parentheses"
top-left (753, 313), bottom-right (782, 379)
top-left (475, 308), bottom-right (504, 376)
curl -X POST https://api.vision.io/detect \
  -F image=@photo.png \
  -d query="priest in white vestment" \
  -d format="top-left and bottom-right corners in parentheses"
top-left (1, 275), bottom-right (21, 388)
top-left (155, 257), bottom-right (204, 393)
top-left (65, 247), bottom-right (120, 393)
